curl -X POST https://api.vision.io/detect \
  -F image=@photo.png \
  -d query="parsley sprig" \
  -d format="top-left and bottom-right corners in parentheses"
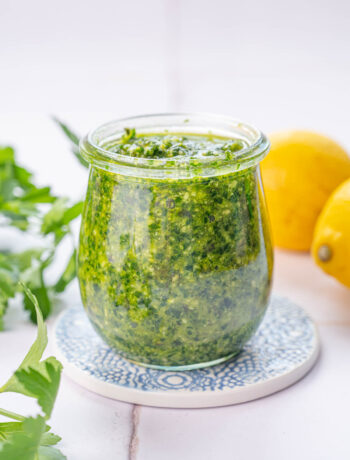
top-left (0, 121), bottom-right (84, 329)
top-left (0, 120), bottom-right (86, 458)
top-left (0, 286), bottom-right (65, 459)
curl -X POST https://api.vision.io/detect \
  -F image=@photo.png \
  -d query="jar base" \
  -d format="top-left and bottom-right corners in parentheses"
top-left (127, 351), bottom-right (241, 371)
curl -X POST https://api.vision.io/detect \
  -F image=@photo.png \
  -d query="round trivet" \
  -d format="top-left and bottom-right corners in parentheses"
top-left (53, 295), bottom-right (319, 408)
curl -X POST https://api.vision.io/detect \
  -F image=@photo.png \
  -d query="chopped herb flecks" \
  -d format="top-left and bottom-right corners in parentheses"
top-left (110, 129), bottom-right (247, 160)
top-left (78, 132), bottom-right (273, 368)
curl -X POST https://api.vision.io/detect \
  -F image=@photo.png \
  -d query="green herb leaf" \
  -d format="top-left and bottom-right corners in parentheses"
top-left (0, 285), bottom-right (47, 393)
top-left (120, 127), bottom-right (136, 144)
top-left (54, 250), bottom-right (77, 293)
top-left (24, 282), bottom-right (52, 322)
top-left (20, 187), bottom-right (56, 204)
top-left (0, 416), bottom-right (46, 460)
top-left (0, 422), bottom-right (60, 447)
top-left (52, 118), bottom-right (79, 146)
top-left (0, 126), bottom-right (84, 328)
top-left (0, 422), bottom-right (24, 441)
top-left (0, 419), bottom-right (65, 460)
top-left (0, 288), bottom-right (65, 458)
top-left (52, 117), bottom-right (88, 168)
top-left (38, 445), bottom-right (67, 460)
top-left (15, 357), bottom-right (62, 419)
top-left (61, 201), bottom-right (83, 226)
top-left (40, 432), bottom-right (61, 447)
top-left (0, 146), bottom-right (15, 165)
top-left (40, 199), bottom-right (69, 236)
top-left (1, 287), bottom-right (62, 417)
top-left (41, 199), bottom-right (82, 243)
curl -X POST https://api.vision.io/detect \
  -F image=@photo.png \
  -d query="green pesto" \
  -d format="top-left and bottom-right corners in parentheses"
top-left (78, 132), bottom-right (273, 368)
top-left (108, 128), bottom-right (247, 160)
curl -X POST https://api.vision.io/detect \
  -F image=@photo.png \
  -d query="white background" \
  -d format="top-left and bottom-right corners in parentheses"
top-left (0, 0), bottom-right (350, 459)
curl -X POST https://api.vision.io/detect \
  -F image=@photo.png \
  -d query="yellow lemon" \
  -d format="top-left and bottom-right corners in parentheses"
top-left (312, 178), bottom-right (350, 288)
top-left (261, 130), bottom-right (350, 251)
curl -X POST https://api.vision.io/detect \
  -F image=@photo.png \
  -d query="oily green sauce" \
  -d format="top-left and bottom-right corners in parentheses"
top-left (108, 128), bottom-right (247, 160)
top-left (78, 131), bottom-right (273, 368)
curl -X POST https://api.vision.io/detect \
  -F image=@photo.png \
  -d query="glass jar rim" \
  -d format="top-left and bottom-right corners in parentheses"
top-left (80, 113), bottom-right (270, 179)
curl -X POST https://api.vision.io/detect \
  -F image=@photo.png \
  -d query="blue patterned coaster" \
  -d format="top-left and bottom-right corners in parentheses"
top-left (54, 295), bottom-right (319, 408)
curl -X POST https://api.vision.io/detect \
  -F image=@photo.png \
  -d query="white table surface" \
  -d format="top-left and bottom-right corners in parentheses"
top-left (1, 0), bottom-right (350, 458)
top-left (1, 252), bottom-right (350, 460)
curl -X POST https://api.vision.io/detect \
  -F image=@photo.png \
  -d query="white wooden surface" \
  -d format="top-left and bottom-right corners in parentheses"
top-left (1, 1), bottom-right (350, 458)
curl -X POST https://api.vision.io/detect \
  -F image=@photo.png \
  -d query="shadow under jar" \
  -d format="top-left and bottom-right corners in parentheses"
top-left (78, 114), bottom-right (273, 370)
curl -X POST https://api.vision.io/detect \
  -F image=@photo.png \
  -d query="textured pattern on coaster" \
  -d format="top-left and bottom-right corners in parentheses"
top-left (54, 296), bottom-right (319, 407)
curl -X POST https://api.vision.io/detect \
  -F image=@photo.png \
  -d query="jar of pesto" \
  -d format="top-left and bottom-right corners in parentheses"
top-left (78, 114), bottom-right (273, 370)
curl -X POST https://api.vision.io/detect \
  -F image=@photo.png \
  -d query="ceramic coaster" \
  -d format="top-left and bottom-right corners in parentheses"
top-left (53, 295), bottom-right (320, 408)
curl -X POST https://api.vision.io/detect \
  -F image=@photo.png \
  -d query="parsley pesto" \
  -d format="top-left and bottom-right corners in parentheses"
top-left (78, 116), bottom-right (273, 369)
top-left (107, 128), bottom-right (247, 160)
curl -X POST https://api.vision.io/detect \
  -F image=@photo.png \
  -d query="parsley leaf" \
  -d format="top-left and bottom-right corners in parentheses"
top-left (53, 117), bottom-right (89, 168)
top-left (15, 358), bottom-right (62, 419)
top-left (41, 198), bottom-right (83, 242)
top-left (0, 287), bottom-right (65, 459)
top-left (0, 286), bottom-right (47, 393)
top-left (0, 138), bottom-right (82, 327)
top-left (38, 445), bottom-right (67, 460)
top-left (0, 416), bottom-right (46, 460)
top-left (0, 421), bottom-right (25, 440)
top-left (0, 421), bottom-right (62, 448)
top-left (0, 417), bottom-right (66, 460)
top-left (54, 249), bottom-right (77, 293)
top-left (0, 119), bottom-right (85, 456)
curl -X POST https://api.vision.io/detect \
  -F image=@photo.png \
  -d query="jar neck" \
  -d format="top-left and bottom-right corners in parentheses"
top-left (80, 113), bottom-right (270, 179)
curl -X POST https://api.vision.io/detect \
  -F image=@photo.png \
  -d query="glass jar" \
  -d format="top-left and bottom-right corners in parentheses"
top-left (78, 113), bottom-right (273, 370)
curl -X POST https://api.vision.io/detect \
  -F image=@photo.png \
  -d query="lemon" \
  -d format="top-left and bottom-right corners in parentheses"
top-left (261, 130), bottom-right (350, 251)
top-left (311, 178), bottom-right (350, 287)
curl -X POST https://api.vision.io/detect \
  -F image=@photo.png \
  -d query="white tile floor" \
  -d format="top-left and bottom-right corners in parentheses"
top-left (1, 0), bottom-right (350, 458)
